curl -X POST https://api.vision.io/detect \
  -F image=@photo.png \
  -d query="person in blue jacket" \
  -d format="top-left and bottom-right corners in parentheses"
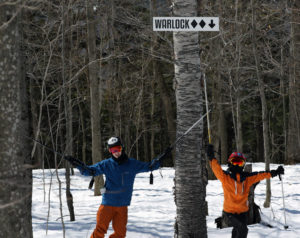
top-left (66, 136), bottom-right (169, 238)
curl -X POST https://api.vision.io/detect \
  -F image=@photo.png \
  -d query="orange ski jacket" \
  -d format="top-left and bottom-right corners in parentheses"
top-left (209, 158), bottom-right (272, 214)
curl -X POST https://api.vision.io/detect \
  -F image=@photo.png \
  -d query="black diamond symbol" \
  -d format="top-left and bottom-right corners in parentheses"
top-left (199, 20), bottom-right (206, 28)
top-left (191, 20), bottom-right (197, 28)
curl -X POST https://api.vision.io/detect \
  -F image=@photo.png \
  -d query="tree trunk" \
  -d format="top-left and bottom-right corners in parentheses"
top-left (287, 0), bottom-right (300, 164)
top-left (29, 76), bottom-right (42, 167)
top-left (216, 0), bottom-right (228, 165)
top-left (157, 68), bottom-right (176, 164)
top-left (250, 0), bottom-right (271, 207)
top-left (280, 46), bottom-right (287, 164)
top-left (150, 0), bottom-right (158, 161)
top-left (254, 115), bottom-right (264, 162)
top-left (86, 0), bottom-right (104, 196)
top-left (173, 0), bottom-right (207, 236)
top-left (62, 2), bottom-right (75, 221)
top-left (0, 6), bottom-right (33, 237)
top-left (76, 85), bottom-right (87, 164)
top-left (205, 74), bottom-right (217, 180)
top-left (234, 0), bottom-right (243, 152)
top-left (219, 103), bottom-right (228, 164)
top-left (150, 76), bottom-right (156, 160)
top-left (236, 95), bottom-right (243, 152)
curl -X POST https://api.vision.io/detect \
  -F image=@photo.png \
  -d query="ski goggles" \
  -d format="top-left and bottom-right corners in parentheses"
top-left (109, 145), bottom-right (122, 153)
top-left (229, 157), bottom-right (245, 167)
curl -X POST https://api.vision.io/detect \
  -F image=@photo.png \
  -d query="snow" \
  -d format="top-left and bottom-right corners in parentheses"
top-left (32, 163), bottom-right (300, 237)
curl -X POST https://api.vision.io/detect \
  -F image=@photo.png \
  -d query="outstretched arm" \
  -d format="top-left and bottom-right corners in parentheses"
top-left (135, 158), bottom-right (160, 173)
top-left (247, 171), bottom-right (271, 185)
top-left (247, 166), bottom-right (284, 185)
top-left (65, 156), bottom-right (101, 176)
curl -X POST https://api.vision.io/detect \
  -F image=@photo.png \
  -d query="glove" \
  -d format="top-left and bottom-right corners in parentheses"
top-left (149, 146), bottom-right (172, 169)
top-left (158, 146), bottom-right (172, 162)
top-left (64, 155), bottom-right (77, 166)
top-left (77, 165), bottom-right (96, 176)
top-left (65, 155), bottom-right (86, 167)
top-left (206, 144), bottom-right (215, 161)
top-left (277, 165), bottom-right (284, 175)
top-left (65, 155), bottom-right (95, 176)
top-left (270, 165), bottom-right (284, 178)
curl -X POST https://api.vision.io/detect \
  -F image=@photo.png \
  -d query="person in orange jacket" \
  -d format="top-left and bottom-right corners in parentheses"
top-left (206, 144), bottom-right (284, 238)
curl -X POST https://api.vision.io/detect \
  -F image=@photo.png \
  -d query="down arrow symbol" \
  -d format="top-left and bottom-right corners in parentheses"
top-left (209, 20), bottom-right (216, 28)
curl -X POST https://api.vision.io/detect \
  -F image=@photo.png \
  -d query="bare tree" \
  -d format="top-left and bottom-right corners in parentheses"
top-left (250, 0), bottom-right (272, 208)
top-left (62, 0), bottom-right (75, 220)
top-left (86, 0), bottom-right (104, 195)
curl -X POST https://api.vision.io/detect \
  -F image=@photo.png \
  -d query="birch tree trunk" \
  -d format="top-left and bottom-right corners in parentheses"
top-left (173, 0), bottom-right (207, 236)
top-left (86, 0), bottom-right (104, 196)
top-left (0, 5), bottom-right (33, 237)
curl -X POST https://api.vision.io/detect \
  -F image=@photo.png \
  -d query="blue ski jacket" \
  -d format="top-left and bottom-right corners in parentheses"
top-left (78, 157), bottom-right (160, 207)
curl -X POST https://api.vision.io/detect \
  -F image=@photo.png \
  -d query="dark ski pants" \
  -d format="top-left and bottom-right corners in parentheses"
top-left (223, 211), bottom-right (248, 238)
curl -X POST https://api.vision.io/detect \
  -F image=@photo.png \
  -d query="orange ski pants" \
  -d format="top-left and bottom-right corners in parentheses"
top-left (90, 205), bottom-right (128, 238)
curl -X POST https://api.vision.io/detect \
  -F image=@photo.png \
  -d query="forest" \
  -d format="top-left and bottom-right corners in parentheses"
top-left (0, 0), bottom-right (299, 237)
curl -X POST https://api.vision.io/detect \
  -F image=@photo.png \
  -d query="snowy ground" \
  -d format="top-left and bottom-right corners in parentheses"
top-left (32, 163), bottom-right (300, 237)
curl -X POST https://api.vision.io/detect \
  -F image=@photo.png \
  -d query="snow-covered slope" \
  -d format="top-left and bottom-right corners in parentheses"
top-left (32, 163), bottom-right (300, 237)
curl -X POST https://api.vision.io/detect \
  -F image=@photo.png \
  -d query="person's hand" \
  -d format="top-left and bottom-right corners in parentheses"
top-left (206, 144), bottom-right (215, 161)
top-left (65, 155), bottom-right (77, 166)
top-left (271, 165), bottom-right (284, 178)
top-left (158, 146), bottom-right (172, 162)
top-left (149, 146), bottom-right (172, 169)
top-left (65, 155), bottom-right (86, 166)
top-left (277, 165), bottom-right (284, 175)
top-left (77, 165), bottom-right (96, 176)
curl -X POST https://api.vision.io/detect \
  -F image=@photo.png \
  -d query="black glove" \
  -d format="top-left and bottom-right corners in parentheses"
top-left (65, 155), bottom-right (96, 176)
top-left (149, 146), bottom-right (172, 169)
top-left (64, 155), bottom-right (77, 166)
top-left (78, 166), bottom-right (96, 176)
top-left (157, 146), bottom-right (172, 162)
top-left (206, 144), bottom-right (215, 161)
top-left (270, 165), bottom-right (284, 178)
top-left (65, 155), bottom-right (86, 167)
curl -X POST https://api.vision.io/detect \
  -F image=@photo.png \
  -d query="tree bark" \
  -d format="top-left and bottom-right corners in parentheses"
top-left (86, 0), bottom-right (104, 195)
top-left (234, 0), bottom-right (243, 152)
top-left (250, 0), bottom-right (271, 208)
top-left (0, 5), bottom-right (33, 237)
top-left (76, 85), bottom-right (87, 164)
top-left (219, 103), bottom-right (228, 164)
top-left (173, 0), bottom-right (207, 236)
top-left (287, 0), bottom-right (300, 164)
top-left (62, 2), bottom-right (75, 221)
top-left (29, 76), bottom-right (42, 167)
top-left (157, 68), bottom-right (176, 164)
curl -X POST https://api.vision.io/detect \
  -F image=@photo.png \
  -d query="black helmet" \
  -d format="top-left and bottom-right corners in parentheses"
top-left (107, 137), bottom-right (122, 148)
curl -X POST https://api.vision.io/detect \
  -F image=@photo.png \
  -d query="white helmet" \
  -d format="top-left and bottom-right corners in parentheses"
top-left (107, 137), bottom-right (122, 148)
